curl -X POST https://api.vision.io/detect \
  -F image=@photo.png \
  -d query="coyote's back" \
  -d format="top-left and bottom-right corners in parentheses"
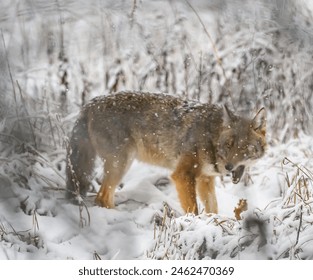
top-left (66, 91), bottom-right (266, 215)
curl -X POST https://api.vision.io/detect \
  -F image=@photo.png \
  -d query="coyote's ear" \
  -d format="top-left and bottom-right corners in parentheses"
top-left (223, 105), bottom-right (237, 125)
top-left (252, 107), bottom-right (266, 135)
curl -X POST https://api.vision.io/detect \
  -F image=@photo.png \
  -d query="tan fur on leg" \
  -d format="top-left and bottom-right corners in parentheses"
top-left (196, 175), bottom-right (218, 214)
top-left (171, 155), bottom-right (199, 214)
top-left (95, 174), bottom-right (119, 209)
top-left (95, 155), bottom-right (132, 208)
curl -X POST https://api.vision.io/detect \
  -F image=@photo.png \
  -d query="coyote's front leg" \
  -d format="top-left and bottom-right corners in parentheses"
top-left (196, 175), bottom-right (218, 214)
top-left (171, 155), bottom-right (199, 215)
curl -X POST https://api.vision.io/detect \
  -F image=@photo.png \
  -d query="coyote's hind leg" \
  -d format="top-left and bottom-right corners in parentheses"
top-left (95, 154), bottom-right (133, 209)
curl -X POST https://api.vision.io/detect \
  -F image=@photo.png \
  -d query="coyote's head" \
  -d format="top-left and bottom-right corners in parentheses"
top-left (216, 107), bottom-right (266, 184)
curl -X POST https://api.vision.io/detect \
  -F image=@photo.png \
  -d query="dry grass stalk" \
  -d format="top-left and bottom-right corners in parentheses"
top-left (282, 157), bottom-right (313, 207)
top-left (184, 0), bottom-right (225, 77)
top-left (93, 251), bottom-right (102, 260)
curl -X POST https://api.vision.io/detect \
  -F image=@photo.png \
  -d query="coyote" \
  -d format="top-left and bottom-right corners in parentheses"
top-left (66, 91), bottom-right (266, 215)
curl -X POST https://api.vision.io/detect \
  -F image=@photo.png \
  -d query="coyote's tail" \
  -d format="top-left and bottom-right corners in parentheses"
top-left (66, 109), bottom-right (96, 201)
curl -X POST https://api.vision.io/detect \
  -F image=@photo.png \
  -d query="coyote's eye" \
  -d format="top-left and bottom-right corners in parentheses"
top-left (226, 138), bottom-right (234, 150)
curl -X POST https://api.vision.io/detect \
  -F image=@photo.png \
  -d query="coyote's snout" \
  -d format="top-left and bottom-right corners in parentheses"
top-left (66, 91), bottom-right (266, 215)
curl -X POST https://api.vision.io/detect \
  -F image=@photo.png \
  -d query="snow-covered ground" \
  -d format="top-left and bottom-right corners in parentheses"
top-left (1, 0), bottom-right (313, 260)
top-left (1, 134), bottom-right (313, 260)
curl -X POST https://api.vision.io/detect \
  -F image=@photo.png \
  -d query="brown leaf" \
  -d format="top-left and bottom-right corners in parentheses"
top-left (234, 199), bottom-right (248, 220)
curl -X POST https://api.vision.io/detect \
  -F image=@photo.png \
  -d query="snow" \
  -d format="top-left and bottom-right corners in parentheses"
top-left (1, 0), bottom-right (313, 260)
top-left (1, 135), bottom-right (313, 260)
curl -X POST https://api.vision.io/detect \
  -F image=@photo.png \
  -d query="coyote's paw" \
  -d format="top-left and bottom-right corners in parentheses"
top-left (95, 194), bottom-right (114, 209)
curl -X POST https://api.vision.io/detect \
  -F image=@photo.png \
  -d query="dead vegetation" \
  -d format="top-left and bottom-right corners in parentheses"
top-left (0, 0), bottom-right (313, 259)
top-left (147, 156), bottom-right (313, 260)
